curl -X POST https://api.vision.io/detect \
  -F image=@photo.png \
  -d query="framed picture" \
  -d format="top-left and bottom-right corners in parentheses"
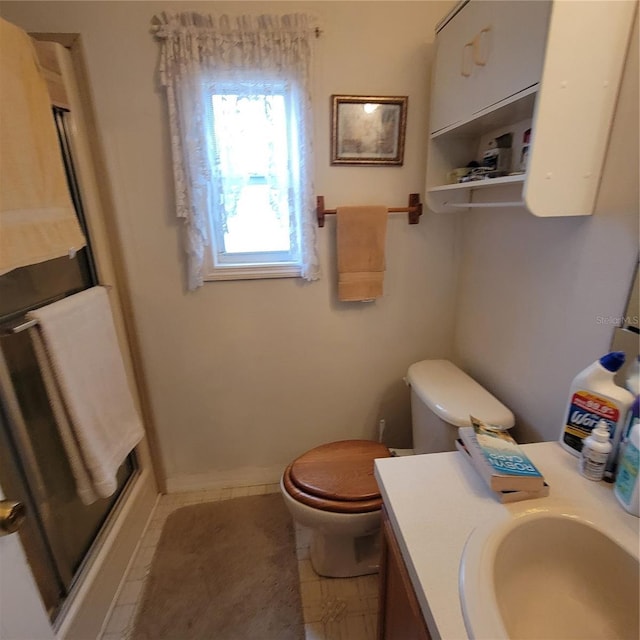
top-left (331, 95), bottom-right (408, 166)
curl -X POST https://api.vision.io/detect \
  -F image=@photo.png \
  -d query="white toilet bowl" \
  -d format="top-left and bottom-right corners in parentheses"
top-left (280, 440), bottom-right (390, 578)
top-left (280, 477), bottom-right (382, 578)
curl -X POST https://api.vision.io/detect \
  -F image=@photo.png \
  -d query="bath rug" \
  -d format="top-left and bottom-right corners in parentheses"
top-left (132, 493), bottom-right (304, 640)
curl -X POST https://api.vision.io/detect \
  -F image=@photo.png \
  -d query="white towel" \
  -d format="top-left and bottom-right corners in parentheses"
top-left (27, 286), bottom-right (143, 504)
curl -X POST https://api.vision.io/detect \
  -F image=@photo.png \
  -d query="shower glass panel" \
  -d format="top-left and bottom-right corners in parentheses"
top-left (0, 105), bottom-right (136, 622)
top-left (0, 274), bottom-right (135, 621)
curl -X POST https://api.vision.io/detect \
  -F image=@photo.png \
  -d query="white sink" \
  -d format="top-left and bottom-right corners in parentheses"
top-left (460, 507), bottom-right (639, 639)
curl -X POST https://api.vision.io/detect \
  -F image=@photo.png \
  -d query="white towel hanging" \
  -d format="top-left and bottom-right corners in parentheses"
top-left (27, 286), bottom-right (143, 504)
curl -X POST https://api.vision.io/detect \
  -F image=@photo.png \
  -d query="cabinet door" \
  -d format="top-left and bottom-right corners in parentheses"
top-left (378, 509), bottom-right (431, 640)
top-left (429, 0), bottom-right (487, 134)
top-left (473, 1), bottom-right (550, 116)
top-left (429, 0), bottom-right (551, 134)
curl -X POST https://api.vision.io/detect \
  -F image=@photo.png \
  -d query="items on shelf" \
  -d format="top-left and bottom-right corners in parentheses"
top-left (481, 132), bottom-right (512, 178)
top-left (519, 128), bottom-right (531, 173)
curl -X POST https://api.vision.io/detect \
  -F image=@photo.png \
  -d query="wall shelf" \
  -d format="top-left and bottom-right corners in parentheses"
top-left (428, 173), bottom-right (526, 212)
top-left (446, 201), bottom-right (525, 209)
top-left (430, 87), bottom-right (538, 141)
top-left (428, 174), bottom-right (525, 193)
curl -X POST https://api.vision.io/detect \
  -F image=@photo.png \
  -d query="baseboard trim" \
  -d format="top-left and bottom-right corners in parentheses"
top-left (165, 464), bottom-right (285, 494)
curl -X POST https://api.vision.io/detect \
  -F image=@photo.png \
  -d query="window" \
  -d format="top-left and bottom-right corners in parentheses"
top-left (204, 81), bottom-right (302, 280)
top-left (152, 12), bottom-right (319, 290)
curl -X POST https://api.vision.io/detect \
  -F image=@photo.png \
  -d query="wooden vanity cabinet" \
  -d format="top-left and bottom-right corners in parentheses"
top-left (377, 507), bottom-right (431, 640)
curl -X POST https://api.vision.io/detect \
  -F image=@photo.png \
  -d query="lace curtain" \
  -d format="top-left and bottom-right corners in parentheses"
top-left (152, 12), bottom-right (320, 290)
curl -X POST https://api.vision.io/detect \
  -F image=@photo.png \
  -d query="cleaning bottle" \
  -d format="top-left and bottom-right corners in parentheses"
top-left (614, 421), bottom-right (640, 516)
top-left (625, 355), bottom-right (639, 396)
top-left (607, 395), bottom-right (640, 482)
top-left (579, 420), bottom-right (612, 481)
top-left (605, 357), bottom-right (639, 481)
top-left (559, 351), bottom-right (634, 458)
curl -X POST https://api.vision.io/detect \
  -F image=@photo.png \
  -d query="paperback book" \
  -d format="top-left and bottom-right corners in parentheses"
top-left (457, 416), bottom-right (546, 492)
top-left (455, 439), bottom-right (550, 503)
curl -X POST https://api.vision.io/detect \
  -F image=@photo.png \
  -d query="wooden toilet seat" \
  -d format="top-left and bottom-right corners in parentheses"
top-left (283, 440), bottom-right (391, 514)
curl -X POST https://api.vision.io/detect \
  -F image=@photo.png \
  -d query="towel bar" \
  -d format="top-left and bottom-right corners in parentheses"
top-left (0, 285), bottom-right (113, 336)
top-left (3, 318), bottom-right (38, 335)
top-left (316, 193), bottom-right (422, 227)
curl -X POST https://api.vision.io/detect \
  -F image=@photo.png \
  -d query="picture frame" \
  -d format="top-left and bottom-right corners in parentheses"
top-left (330, 95), bottom-right (408, 166)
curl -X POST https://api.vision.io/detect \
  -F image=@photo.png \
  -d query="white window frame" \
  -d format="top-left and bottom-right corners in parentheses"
top-left (200, 76), bottom-right (304, 282)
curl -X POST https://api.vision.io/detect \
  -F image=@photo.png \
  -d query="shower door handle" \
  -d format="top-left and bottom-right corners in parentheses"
top-left (0, 500), bottom-right (26, 536)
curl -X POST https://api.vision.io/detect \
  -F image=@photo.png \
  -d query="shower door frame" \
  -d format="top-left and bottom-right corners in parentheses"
top-left (0, 32), bottom-right (160, 640)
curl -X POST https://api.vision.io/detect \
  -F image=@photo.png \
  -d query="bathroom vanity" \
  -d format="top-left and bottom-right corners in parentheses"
top-left (375, 442), bottom-right (640, 639)
top-left (377, 507), bottom-right (431, 640)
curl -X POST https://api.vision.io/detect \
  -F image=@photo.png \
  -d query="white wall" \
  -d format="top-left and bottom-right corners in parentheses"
top-left (1, 1), bottom-right (458, 489)
top-left (7, 0), bottom-right (632, 484)
top-left (452, 18), bottom-right (639, 444)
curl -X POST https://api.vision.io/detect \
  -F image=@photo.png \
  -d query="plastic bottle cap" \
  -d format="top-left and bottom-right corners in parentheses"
top-left (592, 420), bottom-right (611, 442)
top-left (599, 351), bottom-right (626, 373)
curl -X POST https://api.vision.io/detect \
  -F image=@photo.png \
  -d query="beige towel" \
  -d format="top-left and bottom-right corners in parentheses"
top-left (0, 18), bottom-right (85, 275)
top-left (337, 205), bottom-right (388, 302)
top-left (27, 287), bottom-right (144, 504)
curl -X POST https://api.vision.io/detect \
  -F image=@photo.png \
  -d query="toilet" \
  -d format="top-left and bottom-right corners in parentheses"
top-left (280, 359), bottom-right (514, 578)
top-left (280, 440), bottom-right (390, 578)
top-left (407, 359), bottom-right (515, 454)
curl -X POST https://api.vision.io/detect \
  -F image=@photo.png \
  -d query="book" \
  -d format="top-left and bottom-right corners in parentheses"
top-left (457, 416), bottom-right (546, 492)
top-left (455, 439), bottom-right (550, 503)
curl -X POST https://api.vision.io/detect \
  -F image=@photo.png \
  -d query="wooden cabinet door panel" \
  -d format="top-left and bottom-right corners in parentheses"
top-left (378, 509), bottom-right (431, 640)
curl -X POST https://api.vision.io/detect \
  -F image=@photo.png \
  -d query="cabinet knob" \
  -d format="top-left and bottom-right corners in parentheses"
top-left (473, 26), bottom-right (492, 66)
top-left (461, 42), bottom-right (473, 77)
top-left (0, 500), bottom-right (26, 536)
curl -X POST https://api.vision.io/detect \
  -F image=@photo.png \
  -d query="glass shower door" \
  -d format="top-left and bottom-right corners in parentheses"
top-left (0, 105), bottom-right (136, 622)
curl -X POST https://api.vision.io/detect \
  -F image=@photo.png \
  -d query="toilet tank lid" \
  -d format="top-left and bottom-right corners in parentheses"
top-left (407, 360), bottom-right (515, 428)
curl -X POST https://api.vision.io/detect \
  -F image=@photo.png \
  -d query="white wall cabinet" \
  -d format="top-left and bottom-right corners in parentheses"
top-left (429, 0), bottom-right (550, 135)
top-left (425, 0), bottom-right (637, 217)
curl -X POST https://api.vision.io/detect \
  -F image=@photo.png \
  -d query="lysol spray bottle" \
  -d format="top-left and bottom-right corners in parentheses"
top-left (559, 352), bottom-right (634, 458)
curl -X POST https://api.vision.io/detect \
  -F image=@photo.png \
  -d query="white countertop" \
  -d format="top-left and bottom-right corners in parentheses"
top-left (374, 441), bottom-right (640, 640)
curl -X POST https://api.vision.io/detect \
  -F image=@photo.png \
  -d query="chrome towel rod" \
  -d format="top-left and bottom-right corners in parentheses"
top-left (1, 319), bottom-right (38, 335)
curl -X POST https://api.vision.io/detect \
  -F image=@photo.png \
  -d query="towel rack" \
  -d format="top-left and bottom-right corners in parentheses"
top-left (3, 318), bottom-right (38, 335)
top-left (316, 193), bottom-right (423, 228)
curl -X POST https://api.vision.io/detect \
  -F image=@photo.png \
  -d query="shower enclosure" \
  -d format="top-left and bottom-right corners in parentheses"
top-left (0, 104), bottom-right (136, 622)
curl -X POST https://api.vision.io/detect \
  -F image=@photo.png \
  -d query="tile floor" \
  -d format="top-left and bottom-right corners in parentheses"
top-left (100, 484), bottom-right (378, 640)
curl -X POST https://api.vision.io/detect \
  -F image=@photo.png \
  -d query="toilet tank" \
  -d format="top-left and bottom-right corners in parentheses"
top-left (407, 360), bottom-right (514, 454)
